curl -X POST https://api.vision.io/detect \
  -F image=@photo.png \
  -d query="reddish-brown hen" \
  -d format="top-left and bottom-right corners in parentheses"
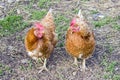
top-left (65, 10), bottom-right (95, 71)
top-left (24, 9), bottom-right (58, 73)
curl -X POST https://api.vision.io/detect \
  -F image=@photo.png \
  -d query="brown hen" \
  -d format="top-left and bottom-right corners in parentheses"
top-left (24, 9), bottom-right (58, 73)
top-left (65, 9), bottom-right (95, 71)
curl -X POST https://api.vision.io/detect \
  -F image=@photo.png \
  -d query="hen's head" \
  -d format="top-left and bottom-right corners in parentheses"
top-left (70, 9), bottom-right (88, 33)
top-left (70, 18), bottom-right (80, 32)
top-left (34, 22), bottom-right (44, 38)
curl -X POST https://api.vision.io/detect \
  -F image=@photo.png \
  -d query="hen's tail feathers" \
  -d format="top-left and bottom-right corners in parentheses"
top-left (46, 8), bottom-right (53, 16)
top-left (78, 9), bottom-right (84, 20)
top-left (48, 8), bottom-right (52, 13)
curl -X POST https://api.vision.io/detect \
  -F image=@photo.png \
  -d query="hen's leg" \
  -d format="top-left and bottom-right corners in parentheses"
top-left (38, 58), bottom-right (48, 73)
top-left (82, 59), bottom-right (86, 72)
top-left (82, 58), bottom-right (90, 72)
top-left (73, 57), bottom-right (78, 67)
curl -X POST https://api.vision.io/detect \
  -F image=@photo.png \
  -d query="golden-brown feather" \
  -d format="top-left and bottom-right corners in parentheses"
top-left (65, 27), bottom-right (95, 59)
top-left (24, 9), bottom-right (58, 60)
top-left (65, 9), bottom-right (95, 71)
top-left (24, 9), bottom-right (58, 73)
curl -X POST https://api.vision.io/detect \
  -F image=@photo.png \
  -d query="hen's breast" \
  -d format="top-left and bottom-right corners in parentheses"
top-left (27, 40), bottom-right (43, 60)
top-left (65, 30), bottom-right (95, 59)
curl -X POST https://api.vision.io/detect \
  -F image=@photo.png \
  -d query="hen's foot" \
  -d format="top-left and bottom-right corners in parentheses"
top-left (38, 65), bottom-right (48, 73)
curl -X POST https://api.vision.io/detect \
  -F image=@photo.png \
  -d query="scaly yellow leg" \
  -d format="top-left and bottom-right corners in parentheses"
top-left (38, 58), bottom-right (48, 73)
top-left (73, 57), bottom-right (78, 67)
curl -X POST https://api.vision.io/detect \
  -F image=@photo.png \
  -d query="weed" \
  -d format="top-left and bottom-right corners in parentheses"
top-left (8, 9), bottom-right (17, 16)
top-left (38, 0), bottom-right (51, 8)
top-left (55, 14), bottom-right (69, 47)
top-left (19, 60), bottom-right (33, 71)
top-left (0, 69), bottom-right (3, 76)
top-left (55, 15), bottom-right (69, 33)
top-left (31, 10), bottom-right (47, 20)
top-left (55, 0), bottom-right (61, 3)
top-left (105, 45), bottom-right (114, 54)
top-left (108, 45), bottom-right (114, 54)
top-left (113, 75), bottom-right (120, 80)
top-left (28, 60), bottom-right (33, 70)
top-left (4, 65), bottom-right (10, 71)
top-left (93, 16), bottom-right (120, 28)
top-left (57, 71), bottom-right (66, 80)
top-left (104, 74), bottom-right (110, 79)
top-left (0, 15), bottom-right (28, 37)
top-left (55, 15), bottom-right (69, 34)
top-left (73, 8), bottom-right (79, 14)
top-left (93, 17), bottom-right (114, 28)
top-left (0, 64), bottom-right (2, 67)
top-left (106, 61), bottom-right (117, 73)
top-left (101, 55), bottom-right (118, 80)
top-left (20, 65), bottom-right (26, 71)
top-left (112, 22), bottom-right (120, 30)
top-left (90, 10), bottom-right (99, 14)
top-left (58, 42), bottom-right (64, 47)
top-left (0, 63), bottom-right (11, 76)
top-left (100, 54), bottom-right (108, 65)
top-left (27, 0), bottom-right (35, 9)
top-left (81, 0), bottom-right (90, 2)
top-left (16, 35), bottom-right (22, 41)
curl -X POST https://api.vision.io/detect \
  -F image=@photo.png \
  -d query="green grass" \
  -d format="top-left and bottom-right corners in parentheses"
top-left (19, 60), bottom-right (33, 71)
top-left (106, 45), bottom-right (114, 54)
top-left (0, 63), bottom-right (11, 76)
top-left (55, 15), bottom-right (69, 31)
top-left (101, 55), bottom-right (108, 67)
top-left (106, 61), bottom-right (117, 73)
top-left (93, 16), bottom-right (120, 29)
top-left (20, 65), bottom-right (26, 71)
top-left (27, 0), bottom-right (35, 9)
top-left (113, 75), bottom-right (120, 80)
top-left (81, 0), bottom-right (90, 2)
top-left (112, 22), bottom-right (120, 30)
top-left (0, 69), bottom-right (3, 76)
top-left (31, 10), bottom-right (47, 20)
top-left (38, 0), bottom-right (51, 8)
top-left (101, 56), bottom-right (117, 73)
top-left (93, 17), bottom-right (115, 28)
top-left (72, 8), bottom-right (79, 14)
top-left (0, 15), bottom-right (28, 37)
top-left (103, 61), bottom-right (117, 79)
top-left (104, 74), bottom-right (110, 79)
top-left (55, 14), bottom-right (69, 47)
top-left (90, 10), bottom-right (99, 14)
top-left (28, 60), bottom-right (33, 70)
top-left (55, 14), bottom-right (69, 35)
top-left (108, 46), bottom-right (114, 54)
top-left (104, 73), bottom-right (120, 80)
top-left (101, 55), bottom-right (118, 80)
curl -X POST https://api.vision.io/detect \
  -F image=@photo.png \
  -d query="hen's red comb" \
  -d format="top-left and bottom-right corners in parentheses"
top-left (34, 22), bottom-right (44, 30)
top-left (70, 18), bottom-right (76, 27)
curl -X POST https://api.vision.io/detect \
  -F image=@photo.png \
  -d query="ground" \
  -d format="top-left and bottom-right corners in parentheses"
top-left (0, 0), bottom-right (120, 80)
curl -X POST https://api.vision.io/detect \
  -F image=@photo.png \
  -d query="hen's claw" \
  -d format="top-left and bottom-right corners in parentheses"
top-left (71, 57), bottom-right (79, 70)
top-left (38, 66), bottom-right (48, 73)
top-left (38, 58), bottom-right (48, 73)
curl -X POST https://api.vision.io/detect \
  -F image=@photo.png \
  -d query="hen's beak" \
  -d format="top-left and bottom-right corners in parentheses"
top-left (41, 30), bottom-right (45, 35)
top-left (78, 26), bottom-right (80, 31)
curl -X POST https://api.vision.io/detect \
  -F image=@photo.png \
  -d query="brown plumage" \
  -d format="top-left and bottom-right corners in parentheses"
top-left (65, 10), bottom-right (95, 71)
top-left (24, 9), bottom-right (58, 73)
